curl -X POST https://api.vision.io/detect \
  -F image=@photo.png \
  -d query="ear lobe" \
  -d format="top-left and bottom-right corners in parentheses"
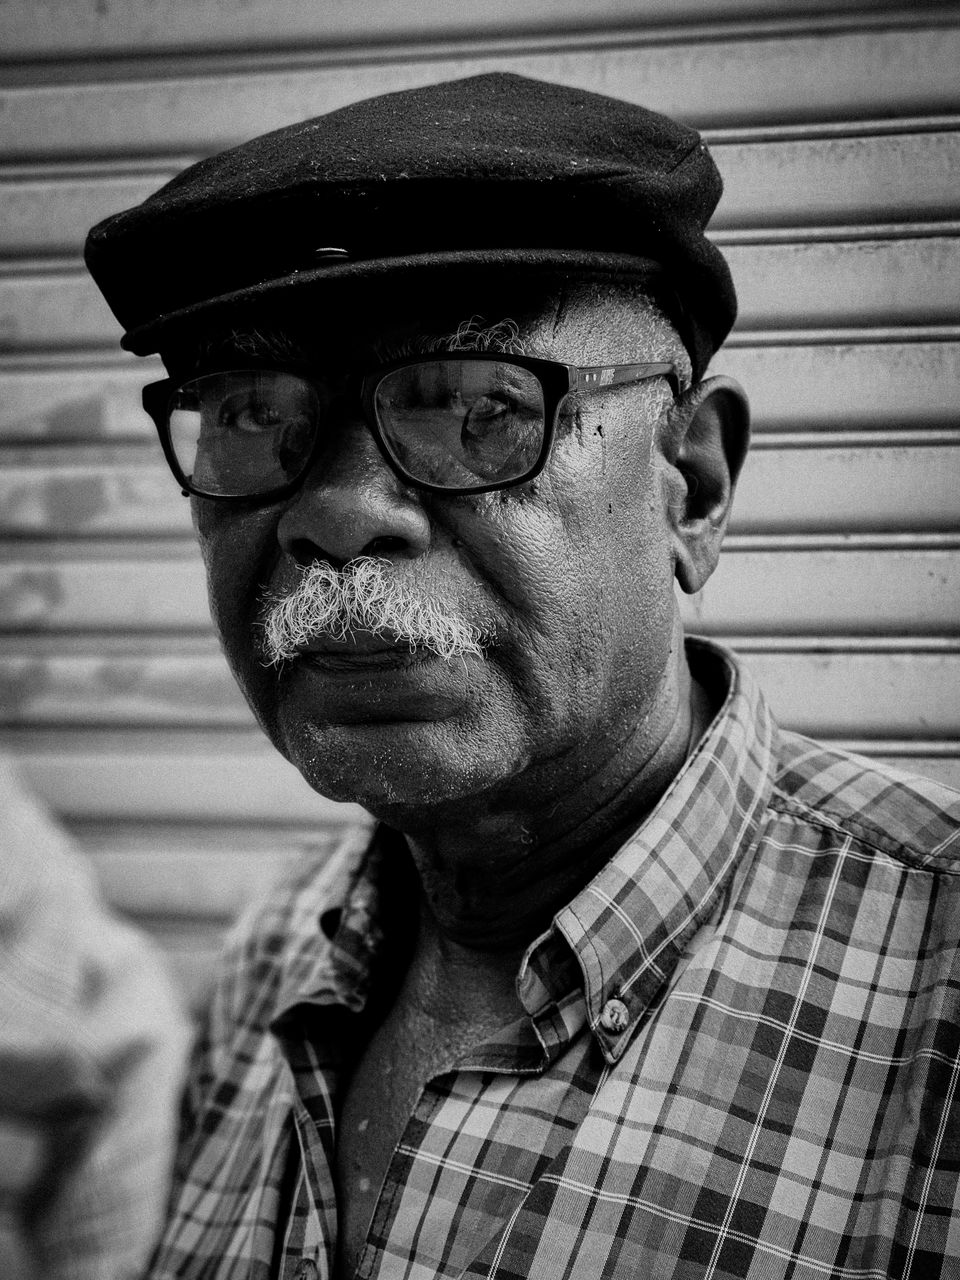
top-left (667, 375), bottom-right (750, 595)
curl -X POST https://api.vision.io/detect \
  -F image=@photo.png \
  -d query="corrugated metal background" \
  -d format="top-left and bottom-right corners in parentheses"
top-left (1, 0), bottom-right (958, 1001)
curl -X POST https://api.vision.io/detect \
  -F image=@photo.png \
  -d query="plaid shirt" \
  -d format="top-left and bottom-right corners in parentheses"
top-left (149, 640), bottom-right (960, 1280)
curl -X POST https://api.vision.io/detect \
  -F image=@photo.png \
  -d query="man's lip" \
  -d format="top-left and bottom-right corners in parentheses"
top-left (294, 638), bottom-right (430, 673)
top-left (297, 633), bottom-right (403, 656)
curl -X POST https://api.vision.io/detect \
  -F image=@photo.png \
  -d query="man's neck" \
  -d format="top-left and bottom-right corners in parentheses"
top-left (397, 646), bottom-right (714, 964)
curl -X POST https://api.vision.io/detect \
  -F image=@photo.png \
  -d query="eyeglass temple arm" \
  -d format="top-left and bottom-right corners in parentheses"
top-left (573, 362), bottom-right (679, 396)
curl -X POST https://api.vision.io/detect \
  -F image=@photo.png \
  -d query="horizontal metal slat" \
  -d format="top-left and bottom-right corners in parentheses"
top-left (1, 645), bottom-right (958, 736)
top-left (711, 128), bottom-right (960, 229)
top-left (0, 450), bottom-right (188, 536)
top-left (730, 441), bottom-right (960, 534)
top-left (0, 268), bottom-right (119, 349)
top-left (2, 24), bottom-right (959, 160)
top-left (688, 545), bottom-right (960, 635)
top-left (0, 171), bottom-right (178, 257)
top-left (1, 438), bottom-right (957, 537)
top-left (0, 648), bottom-right (250, 726)
top-left (717, 235), bottom-right (960, 330)
top-left (3, 236), bottom-right (958, 350)
top-left (1, 543), bottom-right (955, 634)
top-left (710, 339), bottom-right (960, 431)
top-left (3, 728), bottom-right (362, 820)
top-left (0, 549), bottom-right (211, 631)
top-left (81, 829), bottom-right (346, 920)
top-left (738, 648), bottom-right (960, 737)
top-left (4, 727), bottom-right (956, 824)
top-left (0, 357), bottom-right (160, 441)
top-left (6, 128), bottom-right (959, 255)
top-left (2, 340), bottom-right (956, 444)
top-left (1, 2), bottom-right (930, 61)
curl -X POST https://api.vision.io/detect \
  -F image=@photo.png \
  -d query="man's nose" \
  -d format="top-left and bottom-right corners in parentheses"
top-left (275, 412), bottom-right (432, 567)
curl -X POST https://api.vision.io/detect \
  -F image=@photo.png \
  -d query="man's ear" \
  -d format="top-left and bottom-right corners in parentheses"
top-left (664, 375), bottom-right (750, 594)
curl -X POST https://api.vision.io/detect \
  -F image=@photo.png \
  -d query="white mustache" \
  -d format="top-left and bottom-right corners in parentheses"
top-left (259, 556), bottom-right (485, 665)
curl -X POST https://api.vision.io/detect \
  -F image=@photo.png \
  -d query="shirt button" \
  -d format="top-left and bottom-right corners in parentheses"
top-left (294, 1261), bottom-right (319, 1280)
top-left (599, 997), bottom-right (630, 1034)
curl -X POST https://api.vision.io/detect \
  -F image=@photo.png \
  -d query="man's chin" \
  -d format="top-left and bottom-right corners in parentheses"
top-left (277, 714), bottom-right (523, 821)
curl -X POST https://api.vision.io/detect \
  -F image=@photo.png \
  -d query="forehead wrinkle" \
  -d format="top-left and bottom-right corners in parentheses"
top-left (550, 282), bottom-right (690, 374)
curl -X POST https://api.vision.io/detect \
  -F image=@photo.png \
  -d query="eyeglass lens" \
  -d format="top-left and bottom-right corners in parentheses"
top-left (166, 361), bottom-right (548, 496)
top-left (168, 371), bottom-right (318, 497)
top-left (374, 361), bottom-right (545, 489)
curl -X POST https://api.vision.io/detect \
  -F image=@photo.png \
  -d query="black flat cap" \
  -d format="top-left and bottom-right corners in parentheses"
top-left (85, 72), bottom-right (736, 379)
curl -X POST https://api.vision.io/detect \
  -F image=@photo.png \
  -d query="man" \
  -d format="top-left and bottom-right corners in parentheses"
top-left (85, 74), bottom-right (960, 1279)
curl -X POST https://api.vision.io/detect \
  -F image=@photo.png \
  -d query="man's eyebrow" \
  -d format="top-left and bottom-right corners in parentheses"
top-left (433, 318), bottom-right (530, 357)
top-left (170, 329), bottom-right (306, 377)
top-left (375, 318), bottom-right (532, 363)
top-left (368, 332), bottom-right (444, 363)
top-left (197, 329), bottom-right (307, 365)
top-left (185, 317), bottom-right (535, 372)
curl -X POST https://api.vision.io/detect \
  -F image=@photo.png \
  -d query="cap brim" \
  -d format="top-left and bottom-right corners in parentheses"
top-left (121, 248), bottom-right (667, 355)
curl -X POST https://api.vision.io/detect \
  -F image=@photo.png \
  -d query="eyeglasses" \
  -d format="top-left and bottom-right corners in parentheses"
top-left (141, 353), bottom-right (678, 500)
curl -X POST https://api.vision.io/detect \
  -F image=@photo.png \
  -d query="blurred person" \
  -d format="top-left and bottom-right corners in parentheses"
top-left (0, 752), bottom-right (189, 1279)
top-left (85, 75), bottom-right (960, 1279)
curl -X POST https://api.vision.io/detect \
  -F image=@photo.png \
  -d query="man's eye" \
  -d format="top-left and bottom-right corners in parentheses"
top-left (462, 394), bottom-right (512, 435)
top-left (218, 396), bottom-right (284, 434)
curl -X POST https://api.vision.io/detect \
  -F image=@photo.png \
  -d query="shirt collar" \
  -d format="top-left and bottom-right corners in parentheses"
top-left (522, 639), bottom-right (777, 1065)
top-left (270, 823), bottom-right (395, 1034)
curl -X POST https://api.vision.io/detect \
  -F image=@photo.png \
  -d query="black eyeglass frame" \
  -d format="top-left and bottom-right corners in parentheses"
top-left (141, 352), bottom-right (680, 501)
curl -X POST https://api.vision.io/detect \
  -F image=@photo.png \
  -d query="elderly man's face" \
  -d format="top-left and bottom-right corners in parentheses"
top-left (189, 282), bottom-right (697, 824)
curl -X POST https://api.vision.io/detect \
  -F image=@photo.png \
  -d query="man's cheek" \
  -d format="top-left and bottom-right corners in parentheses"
top-left (196, 504), bottom-right (281, 615)
top-left (462, 500), bottom-right (579, 642)
top-left (481, 513), bottom-right (604, 715)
